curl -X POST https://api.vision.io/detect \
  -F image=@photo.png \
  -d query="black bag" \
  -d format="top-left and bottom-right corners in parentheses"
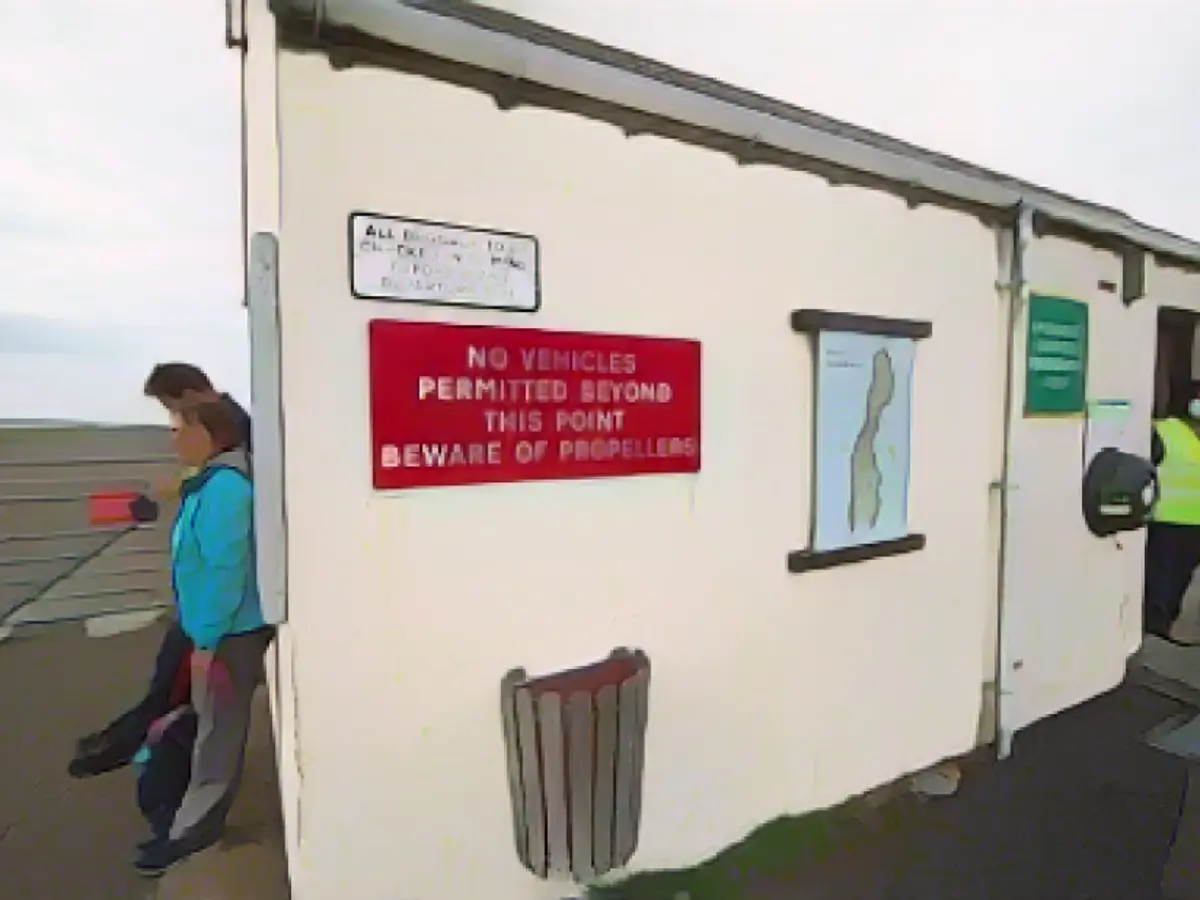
top-left (69, 622), bottom-right (192, 779)
top-left (68, 708), bottom-right (156, 778)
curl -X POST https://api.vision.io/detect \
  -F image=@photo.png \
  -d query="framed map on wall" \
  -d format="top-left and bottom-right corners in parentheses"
top-left (788, 310), bottom-right (932, 573)
top-left (812, 330), bottom-right (915, 552)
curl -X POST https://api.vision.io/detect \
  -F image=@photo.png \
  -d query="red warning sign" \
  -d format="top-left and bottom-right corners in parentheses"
top-left (368, 320), bottom-right (702, 490)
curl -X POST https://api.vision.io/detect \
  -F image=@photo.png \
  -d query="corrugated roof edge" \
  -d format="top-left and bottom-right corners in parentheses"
top-left (273, 0), bottom-right (1200, 269)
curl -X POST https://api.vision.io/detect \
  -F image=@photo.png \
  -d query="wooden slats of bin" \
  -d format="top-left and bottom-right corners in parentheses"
top-left (499, 648), bottom-right (651, 883)
top-left (539, 692), bottom-right (571, 874)
top-left (499, 668), bottom-right (529, 865)
top-left (566, 689), bottom-right (596, 882)
top-left (592, 683), bottom-right (619, 874)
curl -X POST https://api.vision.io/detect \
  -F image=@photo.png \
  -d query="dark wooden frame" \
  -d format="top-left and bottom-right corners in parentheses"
top-left (787, 309), bottom-right (931, 573)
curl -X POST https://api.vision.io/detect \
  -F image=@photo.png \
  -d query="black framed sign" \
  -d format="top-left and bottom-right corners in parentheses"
top-left (348, 211), bottom-right (541, 313)
top-left (787, 309), bottom-right (931, 573)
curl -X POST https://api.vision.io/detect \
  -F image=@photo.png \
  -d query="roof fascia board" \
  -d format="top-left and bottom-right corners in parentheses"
top-left (274, 0), bottom-right (1200, 269)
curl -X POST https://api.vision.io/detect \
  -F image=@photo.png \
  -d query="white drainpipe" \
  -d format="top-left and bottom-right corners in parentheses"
top-left (993, 204), bottom-right (1033, 760)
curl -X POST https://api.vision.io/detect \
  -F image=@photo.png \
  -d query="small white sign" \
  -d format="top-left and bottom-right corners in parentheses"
top-left (1083, 398), bottom-right (1136, 467)
top-left (349, 213), bottom-right (540, 311)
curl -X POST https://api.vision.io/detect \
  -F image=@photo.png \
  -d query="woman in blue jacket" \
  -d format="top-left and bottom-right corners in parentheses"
top-left (135, 398), bottom-right (272, 876)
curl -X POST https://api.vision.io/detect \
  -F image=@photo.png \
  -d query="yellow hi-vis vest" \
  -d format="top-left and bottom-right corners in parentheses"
top-left (1153, 417), bottom-right (1200, 524)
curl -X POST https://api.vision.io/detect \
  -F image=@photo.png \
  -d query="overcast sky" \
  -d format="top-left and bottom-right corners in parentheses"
top-left (0, 0), bottom-right (243, 424)
top-left (2, 0), bottom-right (1197, 422)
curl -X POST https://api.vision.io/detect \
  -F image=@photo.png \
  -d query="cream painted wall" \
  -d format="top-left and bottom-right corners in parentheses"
top-left (1151, 259), bottom-right (1200, 335)
top-left (270, 49), bottom-right (1003, 900)
top-left (998, 237), bottom-right (1156, 732)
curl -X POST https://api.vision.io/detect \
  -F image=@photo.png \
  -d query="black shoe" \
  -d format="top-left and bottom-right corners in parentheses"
top-left (133, 831), bottom-right (222, 877)
top-left (136, 833), bottom-right (165, 853)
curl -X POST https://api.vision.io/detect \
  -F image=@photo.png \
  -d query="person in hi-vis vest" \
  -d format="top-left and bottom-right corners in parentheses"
top-left (1146, 395), bottom-right (1200, 645)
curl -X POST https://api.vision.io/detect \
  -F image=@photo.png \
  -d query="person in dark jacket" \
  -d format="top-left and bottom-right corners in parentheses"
top-left (69, 363), bottom-right (252, 779)
top-left (133, 655), bottom-right (198, 844)
top-left (68, 626), bottom-right (193, 778)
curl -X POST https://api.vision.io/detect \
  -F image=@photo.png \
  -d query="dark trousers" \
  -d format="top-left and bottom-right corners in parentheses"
top-left (1144, 523), bottom-right (1200, 635)
top-left (137, 711), bottom-right (198, 838)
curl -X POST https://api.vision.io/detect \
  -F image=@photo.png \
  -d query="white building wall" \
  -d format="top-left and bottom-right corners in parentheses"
top-left (998, 236), bottom-right (1156, 732)
top-left (270, 50), bottom-right (1004, 900)
top-left (1151, 258), bottom-right (1200, 320)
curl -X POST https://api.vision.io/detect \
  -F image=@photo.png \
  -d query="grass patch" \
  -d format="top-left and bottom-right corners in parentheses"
top-left (587, 798), bottom-right (911, 900)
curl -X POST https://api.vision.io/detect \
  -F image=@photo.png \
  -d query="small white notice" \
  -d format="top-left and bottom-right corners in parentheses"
top-left (349, 213), bottom-right (540, 312)
top-left (1083, 398), bottom-right (1135, 466)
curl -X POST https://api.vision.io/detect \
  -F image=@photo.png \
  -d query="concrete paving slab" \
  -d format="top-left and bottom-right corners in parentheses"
top-left (1149, 712), bottom-right (1200, 761)
top-left (0, 623), bottom-right (164, 900)
top-left (0, 620), bottom-right (288, 900)
top-left (1136, 636), bottom-right (1200, 700)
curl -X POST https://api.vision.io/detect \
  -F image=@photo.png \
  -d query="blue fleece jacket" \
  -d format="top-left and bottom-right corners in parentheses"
top-left (170, 450), bottom-right (264, 651)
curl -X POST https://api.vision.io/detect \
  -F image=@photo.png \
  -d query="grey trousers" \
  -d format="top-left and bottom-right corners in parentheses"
top-left (169, 627), bottom-right (273, 841)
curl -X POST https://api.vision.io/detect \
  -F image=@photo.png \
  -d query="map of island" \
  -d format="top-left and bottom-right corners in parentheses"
top-left (811, 332), bottom-right (915, 553)
top-left (849, 348), bottom-right (896, 532)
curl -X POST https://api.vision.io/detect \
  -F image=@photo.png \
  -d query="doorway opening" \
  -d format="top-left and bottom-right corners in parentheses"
top-left (1155, 308), bottom-right (1200, 421)
top-left (1146, 307), bottom-right (1200, 642)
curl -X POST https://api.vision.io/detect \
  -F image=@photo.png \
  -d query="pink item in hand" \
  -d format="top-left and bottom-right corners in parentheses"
top-left (146, 707), bottom-right (188, 745)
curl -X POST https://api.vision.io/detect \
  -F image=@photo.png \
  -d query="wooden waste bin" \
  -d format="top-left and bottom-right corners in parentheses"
top-left (499, 648), bottom-right (651, 882)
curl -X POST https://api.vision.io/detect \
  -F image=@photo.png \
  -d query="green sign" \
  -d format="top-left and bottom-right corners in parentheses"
top-left (1024, 294), bottom-right (1088, 416)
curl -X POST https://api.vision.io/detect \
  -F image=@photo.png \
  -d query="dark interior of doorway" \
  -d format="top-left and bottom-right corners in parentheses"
top-left (1146, 307), bottom-right (1200, 639)
top-left (1155, 307), bottom-right (1200, 420)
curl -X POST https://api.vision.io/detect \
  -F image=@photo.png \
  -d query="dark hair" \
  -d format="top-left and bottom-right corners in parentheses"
top-left (177, 398), bottom-right (244, 454)
top-left (144, 363), bottom-right (214, 400)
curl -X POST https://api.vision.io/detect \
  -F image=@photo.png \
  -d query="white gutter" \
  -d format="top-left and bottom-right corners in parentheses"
top-left (276, 0), bottom-right (1200, 267)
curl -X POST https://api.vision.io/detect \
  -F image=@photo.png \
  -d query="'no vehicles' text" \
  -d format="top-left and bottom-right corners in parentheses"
top-left (368, 321), bottom-right (702, 489)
